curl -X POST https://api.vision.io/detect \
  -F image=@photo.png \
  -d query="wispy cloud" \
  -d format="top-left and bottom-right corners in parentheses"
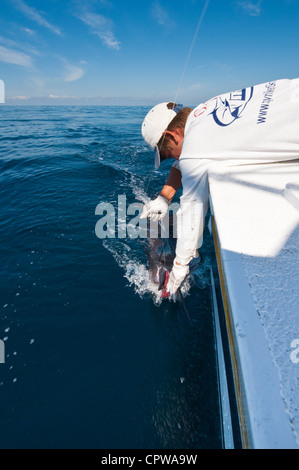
top-left (0, 44), bottom-right (32, 67)
top-left (76, 11), bottom-right (121, 50)
top-left (63, 63), bottom-right (85, 82)
top-left (151, 1), bottom-right (174, 27)
top-left (56, 56), bottom-right (85, 82)
top-left (0, 35), bottom-right (40, 57)
top-left (7, 94), bottom-right (77, 104)
top-left (11, 0), bottom-right (63, 36)
top-left (48, 94), bottom-right (75, 99)
top-left (237, 1), bottom-right (262, 16)
top-left (8, 95), bottom-right (30, 101)
top-left (21, 27), bottom-right (36, 36)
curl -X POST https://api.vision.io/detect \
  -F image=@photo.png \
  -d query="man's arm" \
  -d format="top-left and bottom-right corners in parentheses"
top-left (166, 159), bottom-right (211, 298)
top-left (140, 165), bottom-right (182, 221)
top-left (160, 165), bottom-right (182, 202)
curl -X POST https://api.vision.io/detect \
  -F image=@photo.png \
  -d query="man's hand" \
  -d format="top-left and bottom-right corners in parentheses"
top-left (140, 195), bottom-right (169, 221)
top-left (166, 258), bottom-right (189, 299)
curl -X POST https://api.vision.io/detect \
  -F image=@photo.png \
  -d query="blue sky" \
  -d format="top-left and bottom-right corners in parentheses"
top-left (0, 0), bottom-right (299, 105)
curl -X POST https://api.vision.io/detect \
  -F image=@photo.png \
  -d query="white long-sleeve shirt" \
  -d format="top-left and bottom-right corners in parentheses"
top-left (175, 78), bottom-right (299, 262)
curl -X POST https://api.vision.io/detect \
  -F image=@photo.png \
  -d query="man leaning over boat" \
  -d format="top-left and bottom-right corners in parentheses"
top-left (140, 78), bottom-right (299, 298)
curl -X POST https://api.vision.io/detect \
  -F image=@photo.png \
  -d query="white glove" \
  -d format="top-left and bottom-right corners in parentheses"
top-left (140, 195), bottom-right (169, 221)
top-left (166, 258), bottom-right (190, 298)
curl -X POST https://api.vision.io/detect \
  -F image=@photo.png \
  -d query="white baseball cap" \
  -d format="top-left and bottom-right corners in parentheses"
top-left (141, 102), bottom-right (183, 169)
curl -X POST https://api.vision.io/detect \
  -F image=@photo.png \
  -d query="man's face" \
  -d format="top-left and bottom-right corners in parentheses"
top-left (160, 131), bottom-right (183, 161)
top-left (169, 141), bottom-right (182, 160)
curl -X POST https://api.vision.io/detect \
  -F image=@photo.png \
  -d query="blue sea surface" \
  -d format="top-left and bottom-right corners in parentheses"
top-left (0, 105), bottom-right (222, 449)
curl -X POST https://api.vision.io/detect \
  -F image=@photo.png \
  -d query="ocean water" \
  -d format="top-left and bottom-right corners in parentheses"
top-left (0, 105), bottom-right (222, 449)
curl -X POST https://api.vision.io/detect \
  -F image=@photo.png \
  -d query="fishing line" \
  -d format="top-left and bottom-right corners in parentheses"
top-left (143, 1), bottom-right (211, 308)
top-left (145, 0), bottom-right (211, 196)
top-left (173, 0), bottom-right (211, 106)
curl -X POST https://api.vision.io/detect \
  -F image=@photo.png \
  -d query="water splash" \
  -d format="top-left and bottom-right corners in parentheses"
top-left (103, 239), bottom-right (164, 305)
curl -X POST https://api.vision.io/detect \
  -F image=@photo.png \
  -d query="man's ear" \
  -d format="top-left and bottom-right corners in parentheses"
top-left (163, 129), bottom-right (181, 145)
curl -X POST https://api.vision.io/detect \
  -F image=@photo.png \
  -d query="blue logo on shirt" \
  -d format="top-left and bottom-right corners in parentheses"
top-left (211, 87), bottom-right (253, 126)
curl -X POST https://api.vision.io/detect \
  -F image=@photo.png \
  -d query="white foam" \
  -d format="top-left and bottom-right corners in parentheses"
top-left (103, 239), bottom-right (163, 305)
top-left (102, 238), bottom-right (197, 306)
top-left (129, 174), bottom-right (150, 205)
top-left (101, 178), bottom-right (206, 304)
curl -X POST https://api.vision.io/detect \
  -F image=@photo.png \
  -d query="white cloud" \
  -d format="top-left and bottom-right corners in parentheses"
top-left (152, 1), bottom-right (173, 26)
top-left (0, 44), bottom-right (32, 67)
top-left (56, 56), bottom-right (85, 82)
top-left (8, 95), bottom-right (30, 100)
top-left (21, 28), bottom-right (35, 36)
top-left (63, 63), bottom-right (85, 82)
top-left (99, 30), bottom-right (120, 50)
top-left (0, 35), bottom-right (40, 57)
top-left (76, 11), bottom-right (121, 50)
top-left (237, 1), bottom-right (262, 16)
top-left (22, 27), bottom-right (35, 36)
top-left (48, 94), bottom-right (75, 99)
top-left (11, 0), bottom-right (63, 36)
